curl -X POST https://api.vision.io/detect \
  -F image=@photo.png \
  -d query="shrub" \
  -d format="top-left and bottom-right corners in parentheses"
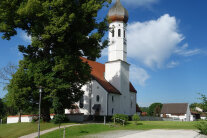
top-left (132, 114), bottom-right (140, 125)
top-left (2, 116), bottom-right (7, 124)
top-left (195, 121), bottom-right (207, 135)
top-left (52, 114), bottom-right (69, 127)
top-left (112, 114), bottom-right (128, 125)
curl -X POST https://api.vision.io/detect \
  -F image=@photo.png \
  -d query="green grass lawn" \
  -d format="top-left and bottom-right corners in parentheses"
top-left (0, 122), bottom-right (74, 138)
top-left (41, 121), bottom-right (199, 138)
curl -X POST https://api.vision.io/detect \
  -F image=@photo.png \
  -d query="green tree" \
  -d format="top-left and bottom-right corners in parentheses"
top-left (199, 94), bottom-right (207, 112)
top-left (132, 114), bottom-right (140, 125)
top-left (140, 107), bottom-right (149, 113)
top-left (0, 0), bottom-right (111, 122)
top-left (0, 98), bottom-right (6, 120)
top-left (190, 103), bottom-right (202, 111)
top-left (148, 103), bottom-right (163, 117)
top-left (6, 64), bottom-right (35, 122)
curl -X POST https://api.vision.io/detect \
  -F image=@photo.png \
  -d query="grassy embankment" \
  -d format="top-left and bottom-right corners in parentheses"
top-left (0, 122), bottom-right (74, 138)
top-left (41, 121), bottom-right (198, 138)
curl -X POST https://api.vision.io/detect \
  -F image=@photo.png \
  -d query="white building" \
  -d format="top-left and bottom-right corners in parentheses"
top-left (65, 0), bottom-right (137, 117)
top-left (160, 103), bottom-right (193, 121)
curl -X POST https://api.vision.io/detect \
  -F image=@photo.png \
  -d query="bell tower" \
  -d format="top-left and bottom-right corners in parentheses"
top-left (105, 0), bottom-right (130, 114)
top-left (108, 0), bottom-right (128, 62)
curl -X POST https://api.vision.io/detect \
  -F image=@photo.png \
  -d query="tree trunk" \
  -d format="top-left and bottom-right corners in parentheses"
top-left (18, 109), bottom-right (21, 123)
top-left (41, 103), bottom-right (51, 122)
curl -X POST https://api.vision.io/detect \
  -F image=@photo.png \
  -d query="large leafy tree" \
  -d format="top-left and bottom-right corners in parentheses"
top-left (148, 103), bottom-right (163, 117)
top-left (0, 0), bottom-right (111, 121)
top-left (0, 98), bottom-right (6, 120)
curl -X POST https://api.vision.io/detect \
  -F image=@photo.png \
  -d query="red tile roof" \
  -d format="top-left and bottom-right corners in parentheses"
top-left (81, 57), bottom-right (137, 94)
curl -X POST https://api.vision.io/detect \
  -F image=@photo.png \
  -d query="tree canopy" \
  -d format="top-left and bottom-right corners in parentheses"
top-left (0, 0), bottom-right (111, 121)
top-left (148, 103), bottom-right (163, 117)
top-left (199, 94), bottom-right (207, 112)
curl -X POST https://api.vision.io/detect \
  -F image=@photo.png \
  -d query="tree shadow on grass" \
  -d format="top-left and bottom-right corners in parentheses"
top-left (80, 131), bottom-right (89, 134)
top-left (133, 123), bottom-right (143, 126)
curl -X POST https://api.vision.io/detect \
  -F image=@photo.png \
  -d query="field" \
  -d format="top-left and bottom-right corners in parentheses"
top-left (0, 122), bottom-right (74, 138)
top-left (41, 121), bottom-right (198, 138)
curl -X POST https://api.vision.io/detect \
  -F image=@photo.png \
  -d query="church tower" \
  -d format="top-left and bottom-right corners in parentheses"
top-left (107, 0), bottom-right (128, 62)
top-left (105, 0), bottom-right (130, 114)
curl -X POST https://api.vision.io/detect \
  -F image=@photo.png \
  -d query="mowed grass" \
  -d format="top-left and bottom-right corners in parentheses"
top-left (0, 122), bottom-right (74, 138)
top-left (41, 121), bottom-right (198, 138)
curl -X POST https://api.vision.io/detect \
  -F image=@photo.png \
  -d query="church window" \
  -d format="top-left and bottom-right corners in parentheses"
top-left (112, 108), bottom-right (114, 114)
top-left (112, 30), bottom-right (115, 37)
top-left (112, 96), bottom-right (114, 102)
top-left (118, 29), bottom-right (121, 37)
top-left (96, 95), bottom-right (100, 102)
top-left (131, 101), bottom-right (133, 108)
top-left (79, 96), bottom-right (84, 108)
top-left (124, 30), bottom-right (126, 38)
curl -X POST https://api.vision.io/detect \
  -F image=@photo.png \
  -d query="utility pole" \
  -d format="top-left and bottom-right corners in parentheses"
top-left (38, 86), bottom-right (42, 138)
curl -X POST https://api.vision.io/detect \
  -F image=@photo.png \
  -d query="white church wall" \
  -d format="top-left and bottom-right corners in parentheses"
top-left (78, 83), bottom-right (90, 115)
top-left (65, 80), bottom-right (108, 116)
top-left (90, 80), bottom-right (108, 116)
top-left (65, 83), bottom-right (90, 115)
top-left (108, 94), bottom-right (120, 116)
top-left (130, 92), bottom-right (137, 115)
top-left (105, 61), bottom-right (122, 91)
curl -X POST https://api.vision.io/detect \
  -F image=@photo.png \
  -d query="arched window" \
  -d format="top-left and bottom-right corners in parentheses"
top-left (96, 95), bottom-right (100, 102)
top-left (79, 96), bottom-right (84, 108)
top-left (112, 30), bottom-right (115, 37)
top-left (118, 29), bottom-right (121, 37)
top-left (124, 30), bottom-right (125, 38)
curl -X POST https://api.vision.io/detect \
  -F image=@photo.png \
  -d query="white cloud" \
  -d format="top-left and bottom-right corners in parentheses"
top-left (174, 43), bottom-right (201, 57)
top-left (130, 65), bottom-right (150, 86)
top-left (167, 61), bottom-right (179, 68)
top-left (113, 0), bottom-right (159, 7)
top-left (127, 14), bottom-right (200, 69)
top-left (20, 32), bottom-right (31, 43)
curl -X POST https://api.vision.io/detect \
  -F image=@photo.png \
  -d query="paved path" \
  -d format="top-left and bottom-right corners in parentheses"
top-left (19, 124), bottom-right (82, 138)
top-left (86, 130), bottom-right (207, 138)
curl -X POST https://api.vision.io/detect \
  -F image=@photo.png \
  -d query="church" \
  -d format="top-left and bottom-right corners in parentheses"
top-left (65, 0), bottom-right (137, 117)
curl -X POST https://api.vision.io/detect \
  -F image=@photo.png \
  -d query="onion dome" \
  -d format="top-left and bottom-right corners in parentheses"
top-left (108, 0), bottom-right (129, 23)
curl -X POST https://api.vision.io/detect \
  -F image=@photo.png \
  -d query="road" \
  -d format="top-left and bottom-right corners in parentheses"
top-left (85, 130), bottom-right (207, 138)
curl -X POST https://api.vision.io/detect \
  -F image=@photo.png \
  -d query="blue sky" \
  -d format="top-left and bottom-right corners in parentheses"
top-left (0, 0), bottom-right (207, 107)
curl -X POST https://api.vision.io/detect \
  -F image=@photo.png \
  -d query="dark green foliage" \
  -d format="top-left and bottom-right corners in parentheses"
top-left (140, 107), bottom-right (149, 113)
top-left (148, 103), bottom-right (163, 117)
top-left (190, 103), bottom-right (202, 111)
top-left (52, 114), bottom-right (69, 127)
top-left (0, 0), bottom-right (112, 121)
top-left (112, 114), bottom-right (128, 125)
top-left (132, 114), bottom-right (140, 125)
top-left (195, 121), bottom-right (207, 135)
top-left (199, 94), bottom-right (207, 112)
top-left (0, 98), bottom-right (6, 119)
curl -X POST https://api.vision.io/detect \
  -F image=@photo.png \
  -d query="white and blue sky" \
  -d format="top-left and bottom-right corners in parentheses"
top-left (0, 0), bottom-right (207, 107)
